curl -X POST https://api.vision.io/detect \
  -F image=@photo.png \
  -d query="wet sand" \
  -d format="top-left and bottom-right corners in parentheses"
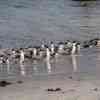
top-left (0, 48), bottom-right (100, 100)
top-left (0, 74), bottom-right (100, 100)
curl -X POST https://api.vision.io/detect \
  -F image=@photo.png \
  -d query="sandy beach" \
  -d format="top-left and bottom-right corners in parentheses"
top-left (0, 73), bottom-right (100, 100)
top-left (0, 0), bottom-right (100, 99)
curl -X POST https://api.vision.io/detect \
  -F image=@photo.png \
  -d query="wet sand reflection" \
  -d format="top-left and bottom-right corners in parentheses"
top-left (71, 54), bottom-right (80, 80)
top-left (6, 59), bottom-right (10, 74)
top-left (95, 50), bottom-right (100, 78)
top-left (19, 62), bottom-right (26, 76)
top-left (71, 55), bottom-right (78, 73)
top-left (0, 50), bottom-right (100, 80)
top-left (32, 60), bottom-right (39, 74)
top-left (45, 58), bottom-right (52, 74)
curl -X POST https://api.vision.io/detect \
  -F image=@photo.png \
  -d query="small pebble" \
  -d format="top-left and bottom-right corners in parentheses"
top-left (68, 76), bottom-right (73, 79)
top-left (62, 91), bottom-right (65, 94)
top-left (47, 88), bottom-right (54, 92)
top-left (17, 81), bottom-right (23, 84)
top-left (0, 81), bottom-right (12, 87)
top-left (93, 88), bottom-right (98, 92)
top-left (55, 88), bottom-right (61, 91)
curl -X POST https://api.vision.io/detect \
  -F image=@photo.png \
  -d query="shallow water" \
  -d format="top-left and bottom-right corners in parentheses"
top-left (0, 0), bottom-right (100, 80)
top-left (0, 48), bottom-right (100, 80)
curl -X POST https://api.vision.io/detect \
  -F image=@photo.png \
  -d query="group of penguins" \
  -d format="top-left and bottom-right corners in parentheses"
top-left (0, 38), bottom-right (99, 64)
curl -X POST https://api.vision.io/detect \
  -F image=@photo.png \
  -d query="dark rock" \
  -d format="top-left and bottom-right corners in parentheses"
top-left (0, 81), bottom-right (12, 87)
top-left (17, 81), bottom-right (23, 84)
top-left (46, 88), bottom-right (62, 92)
top-left (46, 88), bottom-right (54, 92)
top-left (62, 91), bottom-right (65, 94)
top-left (72, 0), bottom-right (96, 2)
top-left (68, 76), bottom-right (73, 79)
top-left (55, 88), bottom-right (61, 91)
top-left (93, 88), bottom-right (98, 91)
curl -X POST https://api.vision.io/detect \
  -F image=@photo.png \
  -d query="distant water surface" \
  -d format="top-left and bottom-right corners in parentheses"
top-left (0, 0), bottom-right (100, 48)
top-left (0, 0), bottom-right (100, 80)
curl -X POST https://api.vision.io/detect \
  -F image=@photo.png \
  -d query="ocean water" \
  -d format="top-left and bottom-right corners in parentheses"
top-left (0, 0), bottom-right (99, 48)
top-left (0, 0), bottom-right (100, 80)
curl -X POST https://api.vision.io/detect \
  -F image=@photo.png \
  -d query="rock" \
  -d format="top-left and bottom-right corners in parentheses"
top-left (46, 88), bottom-right (62, 92)
top-left (93, 88), bottom-right (98, 92)
top-left (17, 81), bottom-right (23, 84)
top-left (0, 81), bottom-right (12, 87)
top-left (68, 76), bottom-right (73, 79)
top-left (46, 88), bottom-right (54, 92)
top-left (55, 88), bottom-right (61, 91)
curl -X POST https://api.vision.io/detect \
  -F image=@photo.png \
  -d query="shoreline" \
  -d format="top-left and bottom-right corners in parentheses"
top-left (0, 73), bottom-right (100, 100)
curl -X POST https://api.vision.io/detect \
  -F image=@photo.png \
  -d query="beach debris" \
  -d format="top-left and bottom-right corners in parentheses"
top-left (46, 88), bottom-right (62, 92)
top-left (93, 88), bottom-right (98, 92)
top-left (61, 91), bottom-right (65, 94)
top-left (55, 88), bottom-right (61, 91)
top-left (0, 81), bottom-right (12, 87)
top-left (68, 76), bottom-right (73, 79)
top-left (16, 80), bottom-right (23, 84)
